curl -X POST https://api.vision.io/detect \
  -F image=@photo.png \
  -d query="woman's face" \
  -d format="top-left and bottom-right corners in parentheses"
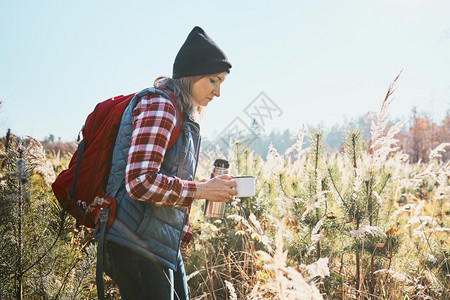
top-left (190, 71), bottom-right (228, 107)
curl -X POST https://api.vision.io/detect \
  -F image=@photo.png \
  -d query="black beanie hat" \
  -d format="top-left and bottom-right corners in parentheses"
top-left (173, 26), bottom-right (232, 79)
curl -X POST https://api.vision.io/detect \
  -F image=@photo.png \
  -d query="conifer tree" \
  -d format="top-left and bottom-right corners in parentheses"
top-left (0, 133), bottom-right (97, 299)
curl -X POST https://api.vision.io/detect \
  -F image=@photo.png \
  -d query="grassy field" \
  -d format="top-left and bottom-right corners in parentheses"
top-left (183, 132), bottom-right (449, 299)
top-left (0, 86), bottom-right (448, 299)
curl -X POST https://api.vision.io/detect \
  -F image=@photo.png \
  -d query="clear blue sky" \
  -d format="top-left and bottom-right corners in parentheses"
top-left (1, 0), bottom-right (449, 142)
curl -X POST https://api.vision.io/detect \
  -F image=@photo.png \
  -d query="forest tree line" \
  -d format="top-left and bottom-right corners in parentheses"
top-left (39, 108), bottom-right (449, 163)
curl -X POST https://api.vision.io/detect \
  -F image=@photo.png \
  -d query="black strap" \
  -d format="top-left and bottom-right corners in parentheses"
top-left (95, 208), bottom-right (109, 300)
top-left (68, 140), bottom-right (85, 227)
top-left (71, 140), bottom-right (85, 197)
top-left (176, 123), bottom-right (190, 178)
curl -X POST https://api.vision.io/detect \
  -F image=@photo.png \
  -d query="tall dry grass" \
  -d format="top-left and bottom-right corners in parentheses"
top-left (184, 74), bottom-right (449, 299)
top-left (2, 75), bottom-right (447, 299)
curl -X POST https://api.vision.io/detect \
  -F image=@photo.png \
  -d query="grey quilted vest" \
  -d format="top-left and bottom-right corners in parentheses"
top-left (103, 88), bottom-right (201, 271)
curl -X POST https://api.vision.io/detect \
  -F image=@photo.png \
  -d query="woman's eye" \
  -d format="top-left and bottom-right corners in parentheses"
top-left (209, 78), bottom-right (216, 84)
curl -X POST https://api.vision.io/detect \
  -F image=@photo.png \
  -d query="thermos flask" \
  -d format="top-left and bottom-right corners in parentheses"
top-left (204, 159), bottom-right (230, 218)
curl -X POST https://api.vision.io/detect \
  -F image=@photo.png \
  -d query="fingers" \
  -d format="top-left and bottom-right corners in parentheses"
top-left (195, 176), bottom-right (237, 202)
top-left (212, 178), bottom-right (237, 202)
top-left (218, 177), bottom-right (237, 198)
top-left (215, 185), bottom-right (236, 202)
top-left (228, 186), bottom-right (237, 196)
top-left (216, 175), bottom-right (237, 188)
top-left (221, 192), bottom-right (233, 202)
top-left (217, 174), bottom-right (234, 181)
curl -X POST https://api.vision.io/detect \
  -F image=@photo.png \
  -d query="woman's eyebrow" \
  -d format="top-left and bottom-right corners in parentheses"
top-left (215, 75), bottom-right (223, 82)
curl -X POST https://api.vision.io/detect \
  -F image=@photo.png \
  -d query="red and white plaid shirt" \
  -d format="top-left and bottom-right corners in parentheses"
top-left (125, 93), bottom-right (197, 248)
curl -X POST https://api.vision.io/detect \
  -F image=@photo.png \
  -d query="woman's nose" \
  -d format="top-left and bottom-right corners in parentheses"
top-left (213, 85), bottom-right (220, 97)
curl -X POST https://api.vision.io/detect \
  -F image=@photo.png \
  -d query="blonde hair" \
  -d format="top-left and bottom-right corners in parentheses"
top-left (154, 76), bottom-right (204, 119)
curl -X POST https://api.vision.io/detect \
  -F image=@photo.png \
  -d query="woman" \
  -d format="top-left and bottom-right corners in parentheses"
top-left (102, 26), bottom-right (237, 299)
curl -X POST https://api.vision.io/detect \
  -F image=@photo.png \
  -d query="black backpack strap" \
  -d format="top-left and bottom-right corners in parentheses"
top-left (67, 140), bottom-right (85, 227)
top-left (176, 118), bottom-right (200, 178)
top-left (177, 123), bottom-right (188, 178)
top-left (95, 208), bottom-right (109, 300)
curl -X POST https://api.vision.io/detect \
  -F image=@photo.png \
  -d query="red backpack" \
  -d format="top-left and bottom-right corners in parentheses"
top-left (51, 88), bottom-right (181, 229)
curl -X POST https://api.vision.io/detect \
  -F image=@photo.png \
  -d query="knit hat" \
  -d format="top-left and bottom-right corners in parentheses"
top-left (173, 26), bottom-right (232, 79)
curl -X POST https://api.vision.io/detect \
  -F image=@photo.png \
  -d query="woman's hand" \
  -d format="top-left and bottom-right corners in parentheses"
top-left (195, 175), bottom-right (237, 202)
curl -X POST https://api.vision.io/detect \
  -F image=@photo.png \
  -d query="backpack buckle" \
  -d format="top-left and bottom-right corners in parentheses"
top-left (96, 208), bottom-right (110, 225)
top-left (77, 200), bottom-right (87, 210)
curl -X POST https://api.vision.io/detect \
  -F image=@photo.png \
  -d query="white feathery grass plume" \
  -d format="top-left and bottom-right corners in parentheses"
top-left (435, 166), bottom-right (450, 200)
top-left (388, 150), bottom-right (409, 164)
top-left (373, 269), bottom-right (412, 284)
top-left (227, 214), bottom-right (253, 231)
top-left (265, 213), bottom-right (282, 227)
top-left (302, 257), bottom-right (330, 280)
top-left (350, 225), bottom-right (386, 239)
top-left (224, 280), bottom-right (237, 300)
top-left (392, 203), bottom-right (414, 218)
top-left (300, 191), bottom-right (328, 221)
top-left (428, 142), bottom-right (450, 161)
top-left (370, 72), bottom-right (400, 145)
top-left (257, 226), bottom-right (324, 299)
top-left (413, 200), bottom-right (425, 217)
top-left (249, 211), bottom-right (272, 248)
top-left (369, 73), bottom-right (406, 169)
top-left (275, 196), bottom-right (292, 219)
top-left (406, 216), bottom-right (436, 228)
top-left (398, 177), bottom-right (422, 191)
top-left (427, 227), bottom-right (450, 233)
top-left (423, 269), bottom-right (446, 293)
top-left (444, 159), bottom-right (450, 170)
top-left (392, 201), bottom-right (427, 219)
top-left (285, 125), bottom-right (306, 160)
top-left (437, 166), bottom-right (450, 188)
top-left (426, 254), bottom-right (437, 264)
top-left (264, 143), bottom-right (284, 178)
top-left (311, 217), bottom-right (324, 237)
top-left (370, 111), bottom-right (390, 150)
top-left (246, 282), bottom-right (260, 300)
top-left (372, 191), bottom-right (384, 206)
top-left (413, 226), bottom-right (450, 240)
top-left (274, 227), bottom-right (289, 299)
top-left (308, 217), bottom-right (325, 255)
top-left (227, 214), bottom-right (272, 252)
top-left (25, 136), bottom-right (56, 184)
top-left (414, 163), bottom-right (436, 181)
top-left (370, 120), bottom-right (406, 168)
top-left (412, 230), bottom-right (427, 242)
top-left (249, 212), bottom-right (263, 234)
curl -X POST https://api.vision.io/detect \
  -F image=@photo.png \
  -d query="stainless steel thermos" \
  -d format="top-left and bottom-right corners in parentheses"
top-left (204, 159), bottom-right (230, 218)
